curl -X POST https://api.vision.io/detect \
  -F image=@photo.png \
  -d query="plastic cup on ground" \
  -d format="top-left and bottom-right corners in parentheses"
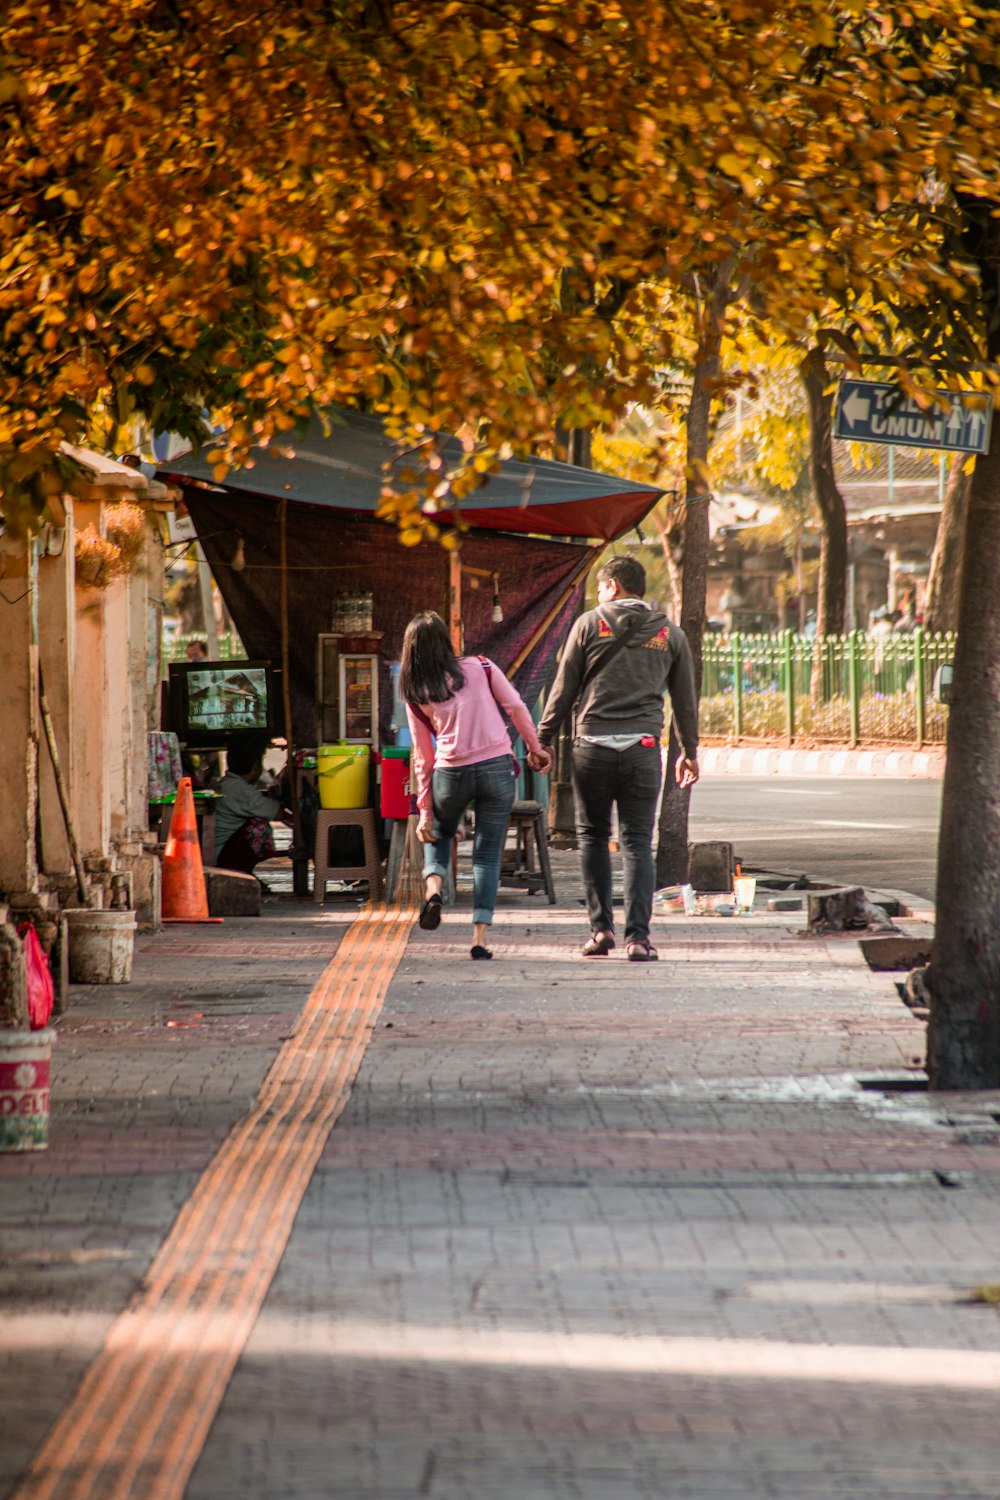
top-left (734, 875), bottom-right (757, 914)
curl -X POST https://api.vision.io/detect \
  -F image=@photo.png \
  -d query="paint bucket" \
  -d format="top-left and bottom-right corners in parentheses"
top-left (317, 744), bottom-right (370, 809)
top-left (0, 1027), bottom-right (54, 1152)
top-left (65, 908), bottom-right (136, 984)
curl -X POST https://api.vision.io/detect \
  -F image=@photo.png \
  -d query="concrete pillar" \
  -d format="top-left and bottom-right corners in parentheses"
top-left (37, 505), bottom-right (77, 877)
top-left (73, 498), bottom-right (110, 859)
top-left (105, 571), bottom-right (132, 842)
top-left (144, 522), bottom-right (165, 733)
top-left (123, 519), bottom-right (165, 834)
top-left (0, 539), bottom-right (39, 898)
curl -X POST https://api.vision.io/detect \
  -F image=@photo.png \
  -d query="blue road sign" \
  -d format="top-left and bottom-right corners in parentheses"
top-left (834, 379), bottom-right (992, 455)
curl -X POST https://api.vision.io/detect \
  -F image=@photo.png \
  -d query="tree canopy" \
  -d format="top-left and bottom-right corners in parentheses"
top-left (2, 0), bottom-right (1000, 539)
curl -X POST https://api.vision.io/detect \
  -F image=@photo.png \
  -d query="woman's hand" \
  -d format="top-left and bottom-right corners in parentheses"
top-left (527, 748), bottom-right (553, 773)
top-left (416, 815), bottom-right (436, 844)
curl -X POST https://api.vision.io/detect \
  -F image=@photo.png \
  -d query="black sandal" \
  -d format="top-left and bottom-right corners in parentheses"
top-left (470, 944), bottom-right (493, 960)
top-left (626, 939), bottom-right (658, 962)
top-left (582, 931), bottom-right (615, 957)
top-left (418, 893), bottom-right (443, 931)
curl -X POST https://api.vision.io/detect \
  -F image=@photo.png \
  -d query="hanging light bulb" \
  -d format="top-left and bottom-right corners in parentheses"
top-left (231, 533), bottom-right (246, 571)
top-left (491, 573), bottom-right (503, 623)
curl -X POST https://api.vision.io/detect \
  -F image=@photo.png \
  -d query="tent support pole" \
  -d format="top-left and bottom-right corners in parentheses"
top-left (508, 548), bottom-right (597, 676)
top-left (448, 550), bottom-right (463, 653)
top-left (279, 500), bottom-right (305, 889)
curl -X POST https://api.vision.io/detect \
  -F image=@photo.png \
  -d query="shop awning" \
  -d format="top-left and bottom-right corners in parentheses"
top-left (158, 407), bottom-right (662, 542)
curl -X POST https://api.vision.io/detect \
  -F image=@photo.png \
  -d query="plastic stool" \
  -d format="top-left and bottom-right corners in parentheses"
top-left (500, 800), bottom-right (556, 904)
top-left (313, 807), bottom-right (383, 902)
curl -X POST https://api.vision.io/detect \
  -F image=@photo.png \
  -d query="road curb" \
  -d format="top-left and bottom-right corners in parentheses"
top-left (701, 745), bottom-right (945, 779)
top-left (870, 888), bottom-right (936, 923)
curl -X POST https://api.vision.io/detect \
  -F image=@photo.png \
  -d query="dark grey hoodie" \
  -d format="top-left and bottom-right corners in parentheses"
top-left (537, 601), bottom-right (699, 756)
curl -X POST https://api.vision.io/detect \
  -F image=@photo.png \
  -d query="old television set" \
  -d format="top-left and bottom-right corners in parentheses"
top-left (167, 659), bottom-right (280, 747)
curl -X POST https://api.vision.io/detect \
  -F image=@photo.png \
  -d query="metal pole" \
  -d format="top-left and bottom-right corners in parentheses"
top-left (847, 630), bottom-right (860, 748)
top-left (914, 625), bottom-right (926, 748)
top-left (39, 663), bottom-right (89, 905)
top-left (279, 500), bottom-right (303, 871)
top-left (782, 628), bottom-right (795, 744)
top-left (196, 548), bottom-right (220, 657)
top-left (732, 632), bottom-right (743, 741)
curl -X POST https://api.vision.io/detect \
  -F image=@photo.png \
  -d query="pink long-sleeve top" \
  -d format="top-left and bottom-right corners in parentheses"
top-left (405, 656), bottom-right (544, 815)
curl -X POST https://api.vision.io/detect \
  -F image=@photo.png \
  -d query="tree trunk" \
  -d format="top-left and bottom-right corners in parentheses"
top-left (927, 205), bottom-right (1000, 1089)
top-left (801, 346), bottom-right (848, 637)
top-left (923, 456), bottom-right (972, 634)
top-left (649, 499), bottom-right (684, 612)
top-left (655, 262), bottom-right (736, 885)
top-left (801, 346), bottom-right (848, 706)
top-left (926, 431), bottom-right (1000, 1086)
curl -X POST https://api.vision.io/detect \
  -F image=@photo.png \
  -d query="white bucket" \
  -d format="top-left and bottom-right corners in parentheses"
top-left (65, 908), bottom-right (136, 984)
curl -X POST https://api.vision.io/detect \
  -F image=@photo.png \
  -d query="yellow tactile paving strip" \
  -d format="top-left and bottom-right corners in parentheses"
top-left (15, 904), bottom-right (417, 1500)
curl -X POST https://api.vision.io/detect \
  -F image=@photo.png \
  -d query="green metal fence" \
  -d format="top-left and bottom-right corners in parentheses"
top-left (700, 629), bottom-right (955, 746)
top-left (163, 631), bottom-right (245, 663)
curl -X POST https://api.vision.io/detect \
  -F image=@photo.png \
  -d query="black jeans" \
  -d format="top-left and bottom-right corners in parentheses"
top-left (571, 739), bottom-right (662, 944)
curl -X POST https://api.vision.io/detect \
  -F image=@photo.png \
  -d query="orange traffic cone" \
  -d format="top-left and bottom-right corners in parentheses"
top-left (162, 778), bottom-right (223, 924)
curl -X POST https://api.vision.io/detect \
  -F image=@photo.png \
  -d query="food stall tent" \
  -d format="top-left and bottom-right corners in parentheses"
top-left (159, 407), bottom-right (664, 746)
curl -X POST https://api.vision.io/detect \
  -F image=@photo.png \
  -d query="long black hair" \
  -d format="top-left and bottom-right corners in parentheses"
top-left (398, 611), bottom-right (466, 704)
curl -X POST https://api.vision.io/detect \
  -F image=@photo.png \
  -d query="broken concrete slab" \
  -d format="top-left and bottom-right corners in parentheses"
top-left (807, 886), bottom-right (898, 935)
top-left (205, 867), bottom-right (262, 918)
top-left (860, 935), bottom-right (934, 972)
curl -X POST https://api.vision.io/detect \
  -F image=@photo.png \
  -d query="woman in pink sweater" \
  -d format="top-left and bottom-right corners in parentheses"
top-left (401, 612), bottom-right (552, 959)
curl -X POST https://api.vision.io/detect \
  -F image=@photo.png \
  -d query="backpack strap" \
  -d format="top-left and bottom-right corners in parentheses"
top-left (479, 656), bottom-right (520, 769)
top-left (408, 700), bottom-right (436, 734)
top-left (408, 658), bottom-right (493, 729)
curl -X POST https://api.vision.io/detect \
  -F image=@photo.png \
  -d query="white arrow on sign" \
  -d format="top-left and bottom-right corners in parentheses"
top-left (841, 389), bottom-right (870, 428)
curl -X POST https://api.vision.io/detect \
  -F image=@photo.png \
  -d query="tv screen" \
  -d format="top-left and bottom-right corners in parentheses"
top-left (168, 659), bottom-right (279, 746)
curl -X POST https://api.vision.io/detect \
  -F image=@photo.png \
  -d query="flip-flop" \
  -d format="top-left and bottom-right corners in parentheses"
top-left (418, 893), bottom-right (443, 930)
top-left (470, 944), bottom-right (493, 960)
top-left (582, 931), bottom-right (615, 957)
top-left (626, 940), bottom-right (659, 962)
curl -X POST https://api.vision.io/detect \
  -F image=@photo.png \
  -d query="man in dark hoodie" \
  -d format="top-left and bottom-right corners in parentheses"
top-left (538, 556), bottom-right (699, 961)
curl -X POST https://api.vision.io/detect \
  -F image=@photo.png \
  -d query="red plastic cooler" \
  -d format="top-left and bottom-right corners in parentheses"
top-left (380, 747), bottom-right (412, 818)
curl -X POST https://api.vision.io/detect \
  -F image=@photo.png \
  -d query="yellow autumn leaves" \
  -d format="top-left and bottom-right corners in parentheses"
top-left (0, 0), bottom-right (998, 537)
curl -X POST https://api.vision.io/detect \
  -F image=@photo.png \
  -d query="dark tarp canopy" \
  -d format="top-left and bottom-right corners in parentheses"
top-left (159, 409), bottom-right (663, 744)
top-left (161, 407), bottom-right (662, 541)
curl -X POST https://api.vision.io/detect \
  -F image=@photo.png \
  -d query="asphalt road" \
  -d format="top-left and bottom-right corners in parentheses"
top-left (689, 775), bottom-right (943, 903)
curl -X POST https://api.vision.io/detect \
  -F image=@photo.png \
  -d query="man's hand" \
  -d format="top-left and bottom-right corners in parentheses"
top-left (416, 815), bottom-right (436, 844)
top-left (527, 747), bottom-right (553, 774)
top-left (675, 755), bottom-right (700, 788)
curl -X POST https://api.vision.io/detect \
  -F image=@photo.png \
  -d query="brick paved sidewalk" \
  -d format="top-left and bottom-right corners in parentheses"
top-left (4, 859), bottom-right (1000, 1499)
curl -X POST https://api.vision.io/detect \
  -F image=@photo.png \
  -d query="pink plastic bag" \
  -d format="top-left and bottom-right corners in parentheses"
top-left (18, 923), bottom-right (54, 1031)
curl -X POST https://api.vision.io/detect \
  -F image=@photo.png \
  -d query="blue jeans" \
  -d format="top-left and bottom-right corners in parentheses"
top-left (571, 739), bottom-right (662, 944)
top-left (423, 754), bottom-right (517, 925)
